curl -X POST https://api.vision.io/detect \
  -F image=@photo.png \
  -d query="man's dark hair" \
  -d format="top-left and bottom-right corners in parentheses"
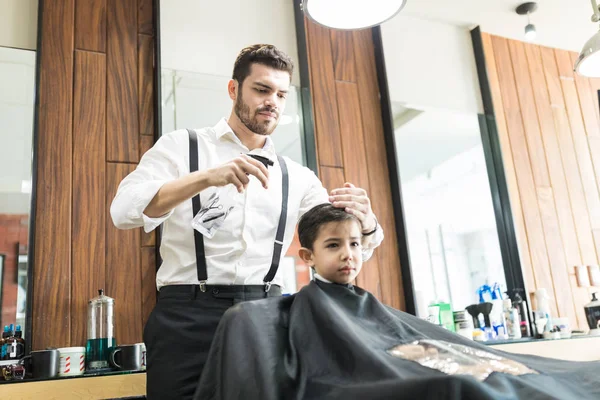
top-left (298, 204), bottom-right (359, 250)
top-left (232, 44), bottom-right (294, 85)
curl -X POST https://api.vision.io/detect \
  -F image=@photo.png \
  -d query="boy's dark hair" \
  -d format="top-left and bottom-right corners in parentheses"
top-left (232, 44), bottom-right (294, 85)
top-left (298, 204), bottom-right (359, 250)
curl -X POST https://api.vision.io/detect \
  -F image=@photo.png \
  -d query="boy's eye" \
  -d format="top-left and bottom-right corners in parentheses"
top-left (255, 88), bottom-right (267, 93)
top-left (326, 243), bottom-right (338, 248)
top-left (278, 93), bottom-right (286, 99)
top-left (351, 242), bottom-right (360, 247)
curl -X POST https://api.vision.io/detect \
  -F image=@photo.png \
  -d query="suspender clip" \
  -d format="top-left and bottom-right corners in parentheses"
top-left (264, 281), bottom-right (272, 292)
top-left (199, 281), bottom-right (207, 292)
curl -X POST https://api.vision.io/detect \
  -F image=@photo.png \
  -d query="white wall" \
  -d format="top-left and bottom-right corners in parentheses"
top-left (381, 15), bottom-right (483, 115)
top-left (0, 0), bottom-right (38, 50)
top-left (0, 47), bottom-right (36, 214)
top-left (160, 0), bottom-right (300, 85)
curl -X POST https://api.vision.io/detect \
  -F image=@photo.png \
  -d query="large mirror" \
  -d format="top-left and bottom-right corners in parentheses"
top-left (0, 0), bottom-right (39, 348)
top-left (379, 12), bottom-right (521, 317)
top-left (157, 0), bottom-right (315, 294)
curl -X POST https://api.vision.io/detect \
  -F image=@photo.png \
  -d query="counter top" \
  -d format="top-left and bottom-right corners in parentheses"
top-left (489, 335), bottom-right (600, 362)
top-left (0, 372), bottom-right (145, 399)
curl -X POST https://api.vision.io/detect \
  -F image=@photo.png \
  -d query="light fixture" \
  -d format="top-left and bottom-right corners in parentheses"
top-left (574, 0), bottom-right (600, 77)
top-left (302, 0), bottom-right (407, 30)
top-left (516, 2), bottom-right (538, 42)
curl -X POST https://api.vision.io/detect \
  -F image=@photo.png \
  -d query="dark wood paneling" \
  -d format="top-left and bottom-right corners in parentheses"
top-left (107, 0), bottom-right (139, 162)
top-left (319, 166), bottom-right (345, 192)
top-left (72, 51), bottom-right (107, 346)
top-left (330, 30), bottom-right (356, 82)
top-left (304, 19), bottom-right (405, 309)
top-left (106, 163), bottom-right (142, 345)
top-left (352, 28), bottom-right (404, 310)
top-left (138, 0), bottom-right (153, 35)
top-left (138, 34), bottom-right (154, 137)
top-left (141, 246), bottom-right (156, 329)
top-left (75, 0), bottom-right (107, 52)
top-left (305, 20), bottom-right (343, 167)
top-left (140, 135), bottom-right (156, 247)
top-left (335, 82), bottom-right (370, 191)
top-left (34, 0), bottom-right (155, 349)
top-left (33, 0), bottom-right (75, 350)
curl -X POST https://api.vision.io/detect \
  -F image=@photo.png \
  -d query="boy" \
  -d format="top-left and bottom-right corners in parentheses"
top-left (297, 203), bottom-right (365, 286)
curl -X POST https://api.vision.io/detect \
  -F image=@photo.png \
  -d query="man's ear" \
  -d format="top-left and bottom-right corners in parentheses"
top-left (298, 247), bottom-right (314, 266)
top-left (227, 79), bottom-right (238, 101)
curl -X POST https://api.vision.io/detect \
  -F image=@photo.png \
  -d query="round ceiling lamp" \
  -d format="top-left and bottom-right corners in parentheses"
top-left (574, 0), bottom-right (600, 77)
top-left (302, 0), bottom-right (407, 30)
top-left (516, 2), bottom-right (538, 42)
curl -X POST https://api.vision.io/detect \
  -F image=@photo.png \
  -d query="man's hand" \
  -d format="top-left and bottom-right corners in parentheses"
top-left (207, 154), bottom-right (270, 193)
top-left (329, 182), bottom-right (377, 233)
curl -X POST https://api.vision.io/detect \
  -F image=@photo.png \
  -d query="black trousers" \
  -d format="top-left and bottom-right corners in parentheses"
top-left (143, 284), bottom-right (282, 400)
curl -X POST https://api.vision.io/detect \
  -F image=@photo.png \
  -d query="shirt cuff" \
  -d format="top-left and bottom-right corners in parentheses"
top-left (129, 180), bottom-right (173, 233)
top-left (361, 223), bottom-right (384, 262)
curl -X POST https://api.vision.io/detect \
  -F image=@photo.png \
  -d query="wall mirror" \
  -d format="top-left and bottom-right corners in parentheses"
top-left (0, 0), bottom-right (39, 351)
top-left (378, 13), bottom-right (524, 316)
top-left (155, 0), bottom-right (316, 294)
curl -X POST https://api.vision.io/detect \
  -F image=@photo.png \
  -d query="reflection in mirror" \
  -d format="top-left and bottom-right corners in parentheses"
top-left (381, 13), bottom-right (516, 317)
top-left (393, 105), bottom-right (506, 314)
top-left (0, 45), bottom-right (36, 339)
top-left (158, 0), bottom-right (313, 294)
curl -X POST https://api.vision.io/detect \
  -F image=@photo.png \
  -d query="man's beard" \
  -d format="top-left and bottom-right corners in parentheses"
top-left (234, 92), bottom-right (278, 136)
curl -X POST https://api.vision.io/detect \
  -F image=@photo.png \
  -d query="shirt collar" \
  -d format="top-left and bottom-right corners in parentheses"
top-left (313, 272), bottom-right (355, 290)
top-left (214, 118), bottom-right (276, 154)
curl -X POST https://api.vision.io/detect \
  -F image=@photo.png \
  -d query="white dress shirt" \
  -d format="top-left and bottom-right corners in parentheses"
top-left (110, 119), bottom-right (384, 290)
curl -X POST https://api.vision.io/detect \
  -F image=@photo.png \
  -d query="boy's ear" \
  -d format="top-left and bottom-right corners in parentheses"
top-left (298, 247), bottom-right (314, 266)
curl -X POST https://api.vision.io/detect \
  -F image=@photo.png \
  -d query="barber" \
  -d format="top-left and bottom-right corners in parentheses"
top-left (110, 44), bottom-right (384, 400)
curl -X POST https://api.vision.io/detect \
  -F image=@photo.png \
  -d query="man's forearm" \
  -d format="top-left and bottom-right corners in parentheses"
top-left (144, 170), bottom-right (212, 217)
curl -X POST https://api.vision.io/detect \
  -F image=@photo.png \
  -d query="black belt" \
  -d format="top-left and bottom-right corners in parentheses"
top-left (159, 284), bottom-right (282, 299)
top-left (188, 129), bottom-right (289, 292)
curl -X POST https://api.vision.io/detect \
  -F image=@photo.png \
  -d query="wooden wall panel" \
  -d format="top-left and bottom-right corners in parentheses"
top-left (330, 30), bottom-right (356, 82)
top-left (33, 0), bottom-right (156, 349)
top-left (72, 51), bottom-right (107, 346)
top-left (75, 0), bottom-right (106, 52)
top-left (106, 163), bottom-right (142, 344)
top-left (304, 20), bottom-right (404, 309)
top-left (138, 0), bottom-right (153, 35)
top-left (480, 34), bottom-right (536, 297)
top-left (481, 32), bottom-right (600, 329)
top-left (107, 0), bottom-right (139, 162)
top-left (305, 20), bottom-right (343, 168)
top-left (138, 34), bottom-right (155, 137)
top-left (33, 0), bottom-right (75, 350)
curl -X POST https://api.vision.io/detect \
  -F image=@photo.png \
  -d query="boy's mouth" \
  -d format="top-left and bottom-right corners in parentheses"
top-left (338, 266), bottom-right (354, 274)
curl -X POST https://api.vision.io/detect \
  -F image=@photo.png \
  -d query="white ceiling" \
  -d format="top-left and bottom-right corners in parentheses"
top-left (398, 0), bottom-right (598, 52)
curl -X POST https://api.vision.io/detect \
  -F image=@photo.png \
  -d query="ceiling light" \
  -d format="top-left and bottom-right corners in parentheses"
top-left (302, 0), bottom-right (407, 30)
top-left (516, 2), bottom-right (538, 42)
top-left (574, 0), bottom-right (600, 77)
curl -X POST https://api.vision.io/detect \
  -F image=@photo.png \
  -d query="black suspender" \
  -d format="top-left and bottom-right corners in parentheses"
top-left (188, 130), bottom-right (208, 290)
top-left (187, 129), bottom-right (289, 292)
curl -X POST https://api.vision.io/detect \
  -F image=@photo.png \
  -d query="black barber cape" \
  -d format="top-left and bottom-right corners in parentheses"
top-left (194, 280), bottom-right (600, 400)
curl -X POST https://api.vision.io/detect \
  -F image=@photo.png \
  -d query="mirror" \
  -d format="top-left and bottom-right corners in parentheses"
top-left (157, 0), bottom-right (315, 293)
top-left (380, 13), bottom-right (519, 316)
top-left (0, 0), bottom-right (39, 346)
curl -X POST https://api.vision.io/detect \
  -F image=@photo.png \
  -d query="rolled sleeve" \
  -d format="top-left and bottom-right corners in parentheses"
top-left (110, 130), bottom-right (184, 231)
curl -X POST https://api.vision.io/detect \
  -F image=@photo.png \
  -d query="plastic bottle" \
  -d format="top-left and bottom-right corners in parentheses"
top-left (503, 298), bottom-right (521, 339)
top-left (191, 153), bottom-right (274, 238)
top-left (0, 326), bottom-right (8, 360)
top-left (13, 325), bottom-right (25, 359)
top-left (535, 288), bottom-right (553, 333)
top-left (513, 290), bottom-right (532, 337)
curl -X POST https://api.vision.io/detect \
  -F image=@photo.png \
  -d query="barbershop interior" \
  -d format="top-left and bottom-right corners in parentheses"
top-left (3, 0), bottom-right (600, 399)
